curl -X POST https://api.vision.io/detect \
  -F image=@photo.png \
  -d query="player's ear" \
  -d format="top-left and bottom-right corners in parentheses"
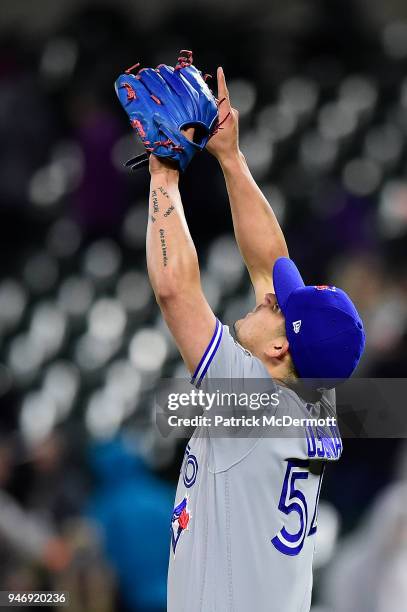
top-left (264, 337), bottom-right (289, 360)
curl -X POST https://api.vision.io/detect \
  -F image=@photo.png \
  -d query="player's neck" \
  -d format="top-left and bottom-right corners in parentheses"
top-left (274, 375), bottom-right (322, 403)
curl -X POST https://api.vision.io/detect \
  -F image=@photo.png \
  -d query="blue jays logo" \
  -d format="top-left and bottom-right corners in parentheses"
top-left (171, 496), bottom-right (190, 555)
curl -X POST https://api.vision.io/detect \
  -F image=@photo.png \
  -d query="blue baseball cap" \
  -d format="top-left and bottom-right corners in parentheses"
top-left (272, 257), bottom-right (365, 388)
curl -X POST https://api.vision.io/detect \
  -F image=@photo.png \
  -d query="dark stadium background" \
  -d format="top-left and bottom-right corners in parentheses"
top-left (0, 1), bottom-right (406, 610)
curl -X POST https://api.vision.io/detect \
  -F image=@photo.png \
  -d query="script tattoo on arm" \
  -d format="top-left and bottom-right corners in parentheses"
top-left (152, 189), bottom-right (159, 214)
top-left (150, 186), bottom-right (177, 266)
top-left (158, 186), bottom-right (170, 199)
top-left (159, 228), bottom-right (168, 267)
top-left (163, 204), bottom-right (175, 217)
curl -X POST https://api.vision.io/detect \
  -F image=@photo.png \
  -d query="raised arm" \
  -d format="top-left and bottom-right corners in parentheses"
top-left (146, 153), bottom-right (216, 374)
top-left (207, 68), bottom-right (288, 303)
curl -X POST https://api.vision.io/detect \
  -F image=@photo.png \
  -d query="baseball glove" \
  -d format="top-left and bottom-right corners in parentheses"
top-left (115, 50), bottom-right (219, 172)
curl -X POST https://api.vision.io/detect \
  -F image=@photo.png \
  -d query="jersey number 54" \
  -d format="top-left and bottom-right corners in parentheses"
top-left (271, 459), bottom-right (324, 556)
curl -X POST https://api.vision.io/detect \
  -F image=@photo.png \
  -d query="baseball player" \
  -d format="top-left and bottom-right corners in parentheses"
top-left (115, 55), bottom-right (365, 612)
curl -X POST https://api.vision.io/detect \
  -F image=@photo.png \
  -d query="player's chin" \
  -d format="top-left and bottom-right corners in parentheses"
top-left (233, 319), bottom-right (241, 338)
top-left (233, 318), bottom-right (245, 340)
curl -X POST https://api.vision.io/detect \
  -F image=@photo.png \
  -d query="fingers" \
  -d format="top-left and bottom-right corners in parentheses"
top-left (217, 67), bottom-right (230, 105)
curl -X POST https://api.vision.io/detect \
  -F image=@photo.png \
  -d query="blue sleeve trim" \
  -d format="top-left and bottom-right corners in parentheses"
top-left (191, 319), bottom-right (220, 380)
top-left (190, 319), bottom-right (223, 388)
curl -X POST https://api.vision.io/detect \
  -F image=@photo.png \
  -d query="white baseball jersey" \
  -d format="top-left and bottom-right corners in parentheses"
top-left (168, 320), bottom-right (342, 612)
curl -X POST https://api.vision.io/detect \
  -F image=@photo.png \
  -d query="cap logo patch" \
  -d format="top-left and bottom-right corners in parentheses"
top-left (315, 285), bottom-right (336, 291)
top-left (293, 320), bottom-right (302, 334)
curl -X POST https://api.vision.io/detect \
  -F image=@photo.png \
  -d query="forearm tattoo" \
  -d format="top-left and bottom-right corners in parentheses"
top-left (150, 186), bottom-right (177, 266)
top-left (152, 189), bottom-right (159, 214)
top-left (159, 228), bottom-right (168, 267)
top-left (164, 204), bottom-right (175, 217)
top-left (158, 186), bottom-right (170, 199)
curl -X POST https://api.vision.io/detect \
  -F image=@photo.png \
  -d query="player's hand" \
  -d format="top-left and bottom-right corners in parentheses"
top-left (149, 126), bottom-right (195, 177)
top-left (149, 154), bottom-right (179, 179)
top-left (206, 67), bottom-right (240, 162)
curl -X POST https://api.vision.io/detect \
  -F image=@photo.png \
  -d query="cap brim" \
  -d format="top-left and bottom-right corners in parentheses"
top-left (273, 257), bottom-right (305, 311)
